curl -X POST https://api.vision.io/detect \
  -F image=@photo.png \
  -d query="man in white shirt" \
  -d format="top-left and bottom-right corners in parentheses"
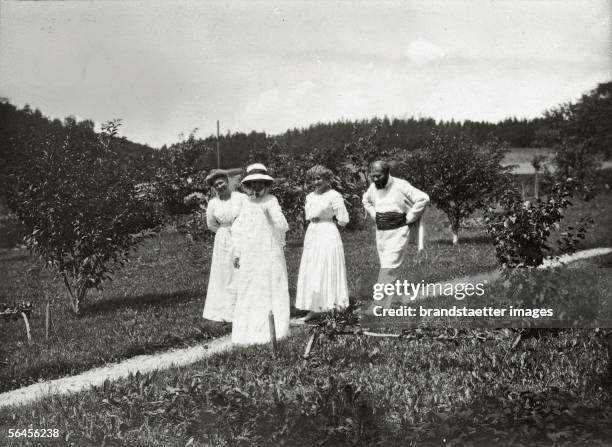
top-left (362, 160), bottom-right (430, 300)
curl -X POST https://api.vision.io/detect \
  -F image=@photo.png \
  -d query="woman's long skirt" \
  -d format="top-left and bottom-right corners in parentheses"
top-left (203, 226), bottom-right (236, 322)
top-left (295, 221), bottom-right (349, 312)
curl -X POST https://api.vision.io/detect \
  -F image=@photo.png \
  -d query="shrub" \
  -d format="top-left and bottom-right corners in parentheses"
top-left (485, 178), bottom-right (590, 268)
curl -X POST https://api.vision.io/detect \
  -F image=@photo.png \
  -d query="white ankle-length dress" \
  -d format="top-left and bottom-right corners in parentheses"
top-left (230, 194), bottom-right (290, 345)
top-left (295, 189), bottom-right (349, 312)
top-left (202, 191), bottom-right (246, 322)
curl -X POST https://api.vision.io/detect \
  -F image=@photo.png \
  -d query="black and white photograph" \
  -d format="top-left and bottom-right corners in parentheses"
top-left (1, 1), bottom-right (611, 445)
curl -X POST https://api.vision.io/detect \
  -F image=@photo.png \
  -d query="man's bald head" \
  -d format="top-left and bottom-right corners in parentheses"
top-left (369, 160), bottom-right (391, 189)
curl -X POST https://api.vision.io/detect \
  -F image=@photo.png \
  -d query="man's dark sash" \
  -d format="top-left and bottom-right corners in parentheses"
top-left (375, 211), bottom-right (407, 231)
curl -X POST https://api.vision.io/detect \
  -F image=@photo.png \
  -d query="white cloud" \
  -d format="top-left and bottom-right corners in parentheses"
top-left (245, 87), bottom-right (281, 117)
top-left (404, 37), bottom-right (447, 65)
top-left (243, 80), bottom-right (318, 131)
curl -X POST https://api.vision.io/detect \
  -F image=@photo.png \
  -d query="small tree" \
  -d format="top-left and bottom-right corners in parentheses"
top-left (7, 120), bottom-right (162, 314)
top-left (402, 133), bottom-right (512, 244)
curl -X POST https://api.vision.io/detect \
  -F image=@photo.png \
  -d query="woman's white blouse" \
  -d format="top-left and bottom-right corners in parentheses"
top-left (305, 190), bottom-right (349, 226)
top-left (205, 192), bottom-right (246, 232)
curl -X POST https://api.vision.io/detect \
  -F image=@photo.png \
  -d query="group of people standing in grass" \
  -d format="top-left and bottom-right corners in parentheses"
top-left (202, 160), bottom-right (429, 346)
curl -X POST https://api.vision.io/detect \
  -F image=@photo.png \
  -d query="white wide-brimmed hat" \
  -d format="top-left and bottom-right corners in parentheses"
top-left (241, 163), bottom-right (274, 183)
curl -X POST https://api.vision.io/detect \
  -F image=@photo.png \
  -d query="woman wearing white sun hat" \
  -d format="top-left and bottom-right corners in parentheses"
top-left (229, 163), bottom-right (291, 345)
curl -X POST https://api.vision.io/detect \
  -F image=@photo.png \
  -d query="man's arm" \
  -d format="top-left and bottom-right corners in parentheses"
top-left (362, 185), bottom-right (376, 220)
top-left (405, 183), bottom-right (430, 224)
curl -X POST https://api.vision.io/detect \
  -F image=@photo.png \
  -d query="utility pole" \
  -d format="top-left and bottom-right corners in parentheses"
top-left (216, 120), bottom-right (220, 168)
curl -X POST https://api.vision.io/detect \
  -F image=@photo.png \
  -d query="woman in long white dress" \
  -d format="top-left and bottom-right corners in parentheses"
top-left (202, 169), bottom-right (246, 322)
top-left (295, 166), bottom-right (349, 319)
top-left (230, 163), bottom-right (291, 345)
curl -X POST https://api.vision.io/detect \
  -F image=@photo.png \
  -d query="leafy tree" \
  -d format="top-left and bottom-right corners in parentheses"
top-left (543, 82), bottom-right (612, 158)
top-left (7, 120), bottom-right (162, 314)
top-left (537, 82), bottom-right (611, 197)
top-left (402, 133), bottom-right (512, 244)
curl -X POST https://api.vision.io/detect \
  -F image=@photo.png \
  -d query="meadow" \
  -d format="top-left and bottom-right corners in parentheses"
top-left (1, 170), bottom-right (611, 445)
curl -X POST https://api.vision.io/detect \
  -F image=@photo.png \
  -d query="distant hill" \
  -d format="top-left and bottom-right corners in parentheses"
top-left (0, 98), bottom-right (555, 195)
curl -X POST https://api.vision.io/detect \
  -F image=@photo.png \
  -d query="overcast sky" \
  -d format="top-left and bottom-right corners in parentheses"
top-left (1, 0), bottom-right (610, 148)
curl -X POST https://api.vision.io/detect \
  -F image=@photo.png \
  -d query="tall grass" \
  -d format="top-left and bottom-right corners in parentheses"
top-left (1, 323), bottom-right (609, 446)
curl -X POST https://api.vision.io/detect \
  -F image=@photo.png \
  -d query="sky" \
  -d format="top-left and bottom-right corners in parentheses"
top-left (0, 0), bottom-right (610, 148)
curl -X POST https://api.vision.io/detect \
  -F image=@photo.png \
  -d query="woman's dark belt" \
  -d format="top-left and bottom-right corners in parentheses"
top-left (375, 211), bottom-right (407, 230)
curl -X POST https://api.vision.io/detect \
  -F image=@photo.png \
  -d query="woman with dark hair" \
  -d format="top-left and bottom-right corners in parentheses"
top-left (202, 169), bottom-right (246, 322)
top-left (295, 165), bottom-right (349, 320)
top-left (230, 163), bottom-right (291, 345)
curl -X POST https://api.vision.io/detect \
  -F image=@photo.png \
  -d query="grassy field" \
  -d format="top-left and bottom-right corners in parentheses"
top-left (1, 309), bottom-right (610, 445)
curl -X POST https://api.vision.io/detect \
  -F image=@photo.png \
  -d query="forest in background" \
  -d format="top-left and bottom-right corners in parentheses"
top-left (0, 100), bottom-right (546, 185)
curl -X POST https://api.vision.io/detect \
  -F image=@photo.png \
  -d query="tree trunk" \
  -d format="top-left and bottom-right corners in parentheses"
top-left (69, 286), bottom-right (88, 315)
top-left (534, 171), bottom-right (540, 200)
top-left (451, 218), bottom-right (460, 245)
top-left (70, 294), bottom-right (80, 315)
